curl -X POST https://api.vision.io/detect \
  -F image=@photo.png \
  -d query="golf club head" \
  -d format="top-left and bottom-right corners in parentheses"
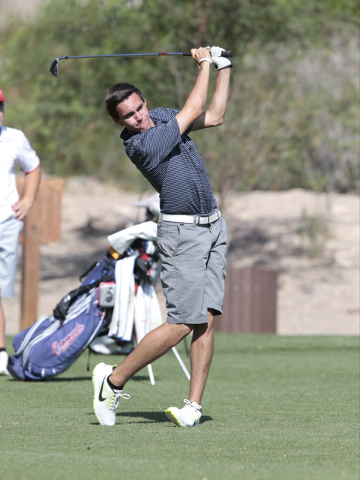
top-left (50, 57), bottom-right (61, 77)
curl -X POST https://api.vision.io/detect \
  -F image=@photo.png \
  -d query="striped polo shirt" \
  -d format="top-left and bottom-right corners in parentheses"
top-left (120, 107), bottom-right (217, 215)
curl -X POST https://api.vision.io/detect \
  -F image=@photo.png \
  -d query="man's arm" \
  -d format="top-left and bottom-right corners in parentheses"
top-left (176, 47), bottom-right (212, 135)
top-left (191, 67), bottom-right (231, 132)
top-left (12, 166), bottom-right (41, 220)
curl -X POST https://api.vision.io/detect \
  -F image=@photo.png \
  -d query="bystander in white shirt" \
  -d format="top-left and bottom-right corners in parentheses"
top-left (0, 126), bottom-right (40, 224)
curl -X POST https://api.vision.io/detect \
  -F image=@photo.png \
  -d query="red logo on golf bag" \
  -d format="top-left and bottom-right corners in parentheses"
top-left (52, 323), bottom-right (85, 356)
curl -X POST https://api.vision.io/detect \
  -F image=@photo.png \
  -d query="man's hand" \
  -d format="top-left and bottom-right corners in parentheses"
top-left (11, 197), bottom-right (33, 220)
top-left (11, 166), bottom-right (41, 220)
top-left (190, 47), bottom-right (212, 68)
top-left (208, 46), bottom-right (232, 71)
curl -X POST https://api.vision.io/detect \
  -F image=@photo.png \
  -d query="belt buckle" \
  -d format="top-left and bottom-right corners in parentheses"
top-left (212, 211), bottom-right (219, 222)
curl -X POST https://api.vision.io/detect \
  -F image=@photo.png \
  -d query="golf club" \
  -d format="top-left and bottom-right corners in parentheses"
top-left (49, 50), bottom-right (233, 77)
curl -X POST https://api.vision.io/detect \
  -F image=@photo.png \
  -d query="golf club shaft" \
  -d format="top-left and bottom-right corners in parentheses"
top-left (60, 51), bottom-right (232, 59)
top-left (49, 51), bottom-right (233, 76)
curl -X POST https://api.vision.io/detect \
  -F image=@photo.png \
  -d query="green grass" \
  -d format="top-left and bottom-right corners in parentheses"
top-left (0, 335), bottom-right (358, 480)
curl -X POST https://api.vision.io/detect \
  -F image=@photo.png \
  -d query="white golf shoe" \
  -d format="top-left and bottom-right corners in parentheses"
top-left (92, 362), bottom-right (130, 426)
top-left (0, 351), bottom-right (9, 376)
top-left (165, 399), bottom-right (202, 427)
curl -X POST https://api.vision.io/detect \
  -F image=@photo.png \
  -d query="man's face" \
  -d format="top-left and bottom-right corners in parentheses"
top-left (113, 93), bottom-right (152, 132)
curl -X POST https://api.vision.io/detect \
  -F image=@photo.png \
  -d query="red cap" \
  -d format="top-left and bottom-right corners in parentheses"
top-left (0, 88), bottom-right (8, 103)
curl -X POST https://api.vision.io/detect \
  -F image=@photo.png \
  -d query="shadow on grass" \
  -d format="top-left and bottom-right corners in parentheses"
top-left (7, 374), bottom-right (176, 383)
top-left (50, 376), bottom-right (93, 382)
top-left (118, 411), bottom-right (169, 423)
top-left (88, 411), bottom-right (212, 425)
top-left (6, 376), bottom-right (92, 382)
top-left (130, 375), bottom-right (153, 382)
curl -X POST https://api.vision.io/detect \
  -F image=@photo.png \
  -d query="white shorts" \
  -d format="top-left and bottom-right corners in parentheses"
top-left (0, 216), bottom-right (23, 298)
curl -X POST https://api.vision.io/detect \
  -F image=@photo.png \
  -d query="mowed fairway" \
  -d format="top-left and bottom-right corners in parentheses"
top-left (0, 334), bottom-right (358, 480)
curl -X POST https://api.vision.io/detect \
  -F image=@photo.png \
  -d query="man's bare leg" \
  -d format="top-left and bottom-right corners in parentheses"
top-left (0, 297), bottom-right (6, 348)
top-left (0, 296), bottom-right (10, 375)
top-left (109, 321), bottom-right (191, 387)
top-left (187, 309), bottom-right (214, 405)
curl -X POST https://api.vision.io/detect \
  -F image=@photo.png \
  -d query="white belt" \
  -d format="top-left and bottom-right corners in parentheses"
top-left (160, 210), bottom-right (221, 225)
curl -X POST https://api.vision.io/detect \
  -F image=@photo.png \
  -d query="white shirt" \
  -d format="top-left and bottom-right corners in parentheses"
top-left (0, 126), bottom-right (40, 223)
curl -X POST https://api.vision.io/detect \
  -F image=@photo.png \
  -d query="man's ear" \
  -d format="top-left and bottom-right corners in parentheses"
top-left (112, 116), bottom-right (123, 126)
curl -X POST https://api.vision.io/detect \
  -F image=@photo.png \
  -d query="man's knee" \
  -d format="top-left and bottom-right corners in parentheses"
top-left (190, 316), bottom-right (214, 337)
top-left (167, 322), bottom-right (192, 340)
top-left (207, 309), bottom-right (215, 329)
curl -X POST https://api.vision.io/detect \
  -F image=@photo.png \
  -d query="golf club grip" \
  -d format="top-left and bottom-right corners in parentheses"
top-left (183, 50), bottom-right (233, 57)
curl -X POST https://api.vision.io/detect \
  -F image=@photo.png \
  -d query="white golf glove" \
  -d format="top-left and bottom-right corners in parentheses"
top-left (207, 46), bottom-right (232, 70)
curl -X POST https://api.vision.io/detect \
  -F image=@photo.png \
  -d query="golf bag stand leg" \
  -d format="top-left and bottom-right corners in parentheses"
top-left (134, 321), bottom-right (190, 385)
top-left (144, 348), bottom-right (190, 386)
top-left (147, 364), bottom-right (155, 386)
top-left (172, 347), bottom-right (190, 381)
top-left (133, 335), bottom-right (156, 386)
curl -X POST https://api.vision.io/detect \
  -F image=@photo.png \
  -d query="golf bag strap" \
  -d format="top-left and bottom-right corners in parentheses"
top-left (78, 250), bottom-right (115, 282)
top-left (79, 261), bottom-right (97, 282)
top-left (53, 275), bottom-right (114, 321)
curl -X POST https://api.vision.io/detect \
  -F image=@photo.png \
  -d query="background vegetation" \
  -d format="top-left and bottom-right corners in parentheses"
top-left (0, 0), bottom-right (358, 195)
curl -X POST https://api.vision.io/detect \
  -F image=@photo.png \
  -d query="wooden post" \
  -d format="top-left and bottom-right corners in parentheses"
top-left (20, 192), bottom-right (41, 330)
top-left (16, 177), bottom-right (64, 330)
top-left (213, 267), bottom-right (278, 334)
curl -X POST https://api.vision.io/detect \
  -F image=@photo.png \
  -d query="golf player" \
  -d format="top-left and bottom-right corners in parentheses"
top-left (93, 46), bottom-right (231, 426)
top-left (0, 87), bottom-right (41, 375)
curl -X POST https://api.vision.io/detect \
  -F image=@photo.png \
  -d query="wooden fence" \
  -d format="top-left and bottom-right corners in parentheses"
top-left (213, 267), bottom-right (277, 334)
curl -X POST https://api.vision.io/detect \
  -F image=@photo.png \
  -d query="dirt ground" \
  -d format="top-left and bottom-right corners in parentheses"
top-left (3, 176), bottom-right (359, 336)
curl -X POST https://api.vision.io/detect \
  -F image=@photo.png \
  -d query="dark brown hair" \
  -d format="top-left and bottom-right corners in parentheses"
top-left (104, 83), bottom-right (145, 119)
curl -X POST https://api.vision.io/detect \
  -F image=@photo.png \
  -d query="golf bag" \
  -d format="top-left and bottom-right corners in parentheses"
top-left (8, 223), bottom-right (160, 381)
top-left (7, 252), bottom-right (117, 381)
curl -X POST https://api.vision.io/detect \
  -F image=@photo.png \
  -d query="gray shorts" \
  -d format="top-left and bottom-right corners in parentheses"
top-left (0, 216), bottom-right (23, 298)
top-left (157, 216), bottom-right (227, 325)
